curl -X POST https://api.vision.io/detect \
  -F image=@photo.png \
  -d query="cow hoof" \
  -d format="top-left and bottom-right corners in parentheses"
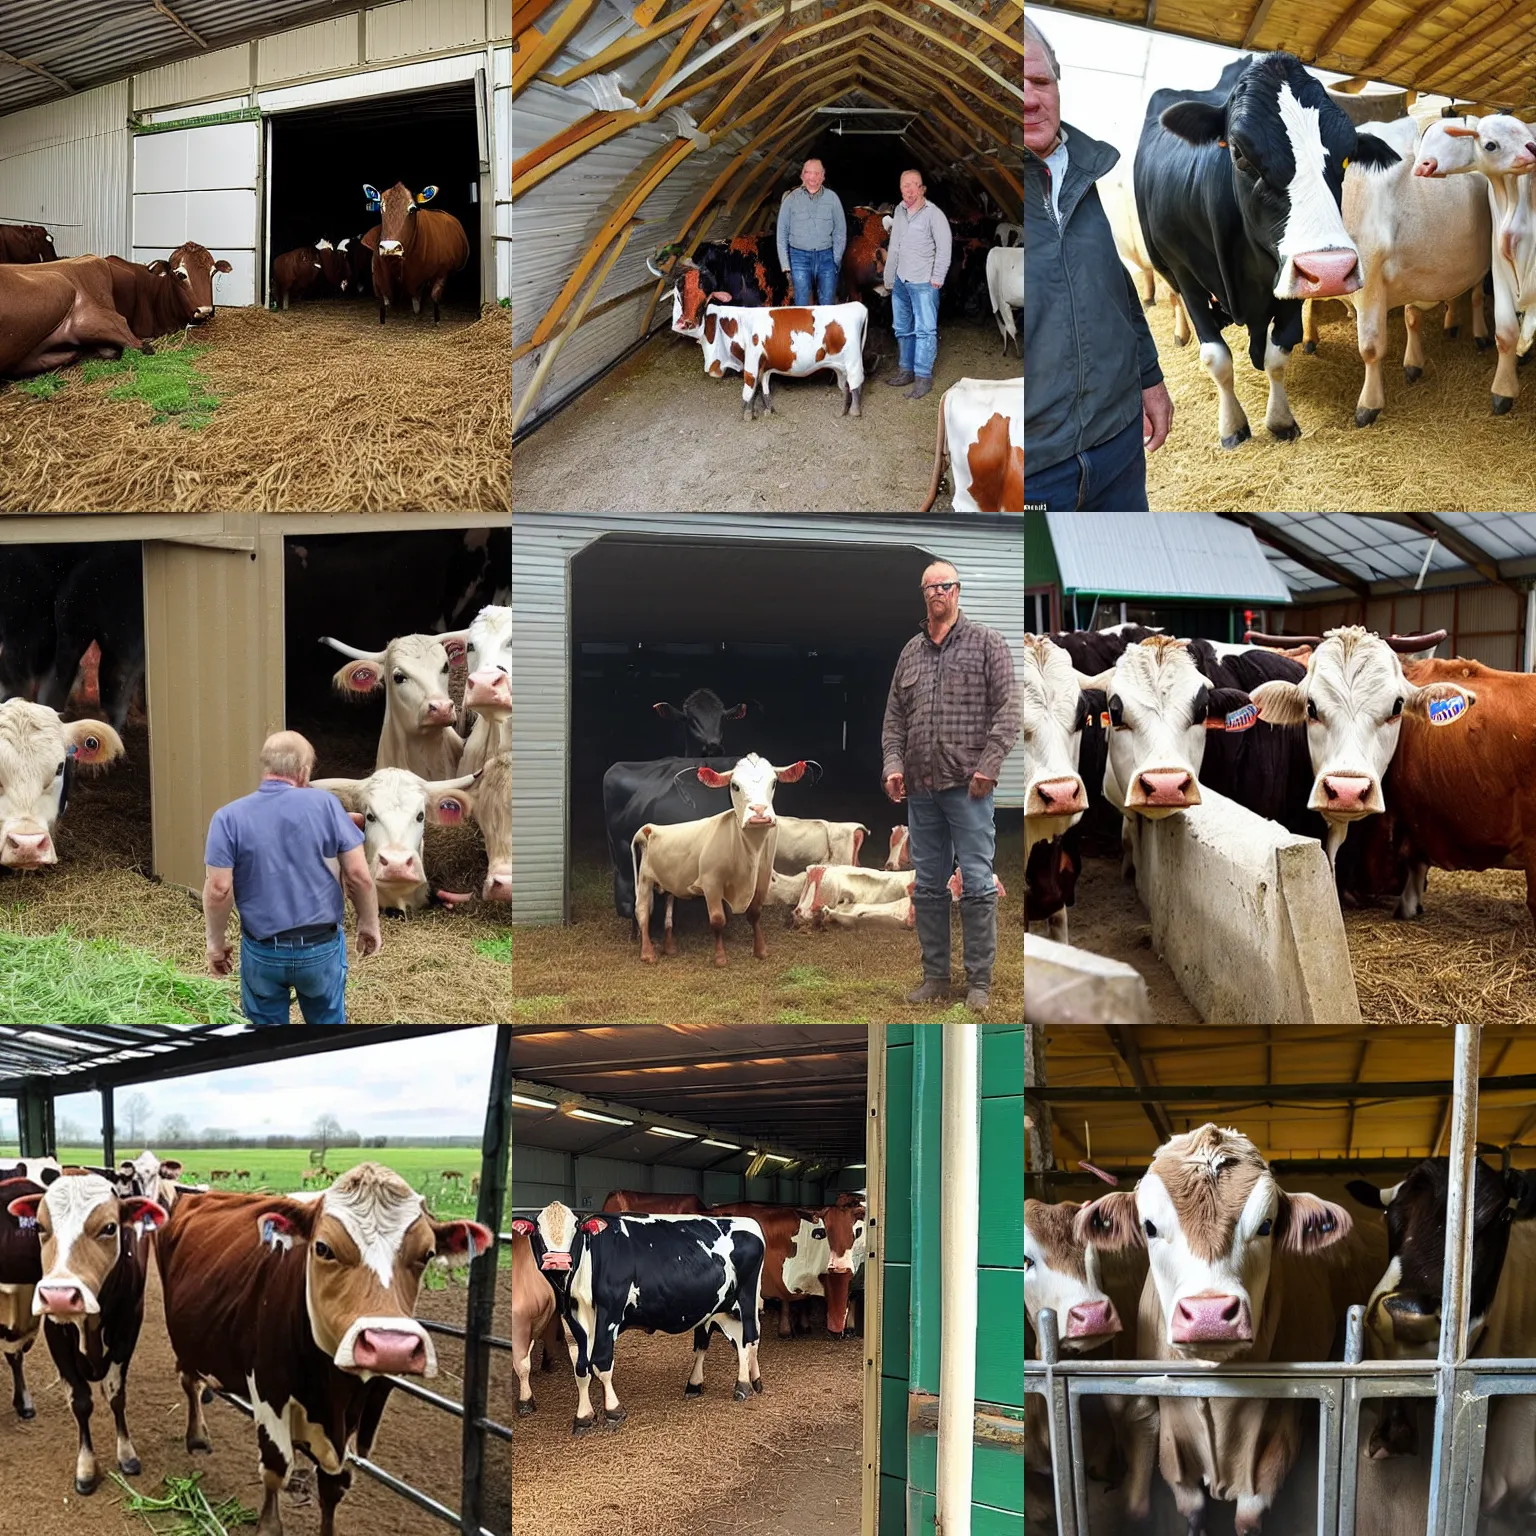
top-left (516, 1399), bottom-right (537, 1417)
top-left (1445, 326), bottom-right (1459, 339)
top-left (604, 1407), bottom-right (627, 1428)
top-left (684, 1383), bottom-right (704, 1399)
top-left (1303, 340), bottom-right (1317, 354)
top-left (15, 1403), bottom-right (34, 1421)
top-left (201, 1387), bottom-right (214, 1405)
top-left (734, 1383), bottom-right (751, 1402)
top-left (1493, 393), bottom-right (1516, 415)
top-left (1404, 365), bottom-right (1423, 383)
top-left (850, 401), bottom-right (861, 417)
top-left (1477, 335), bottom-right (1495, 351)
top-left (572, 1416), bottom-right (597, 1437)
top-left (119, 1457), bottom-right (142, 1477)
top-left (752, 1377), bottom-right (765, 1394)
top-left (75, 1477), bottom-right (98, 1497)
top-left (187, 1436), bottom-right (212, 1455)
top-left (1173, 331), bottom-right (1190, 347)
top-left (1219, 425), bottom-right (1250, 449)
top-left (1354, 407), bottom-right (1381, 428)
top-left (640, 953), bottom-right (657, 965)
top-left (1268, 421), bottom-right (1301, 442)
top-left (140, 342), bottom-right (155, 356)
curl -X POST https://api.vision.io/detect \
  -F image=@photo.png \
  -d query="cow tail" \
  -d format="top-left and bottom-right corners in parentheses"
top-left (918, 390), bottom-right (948, 513)
top-left (631, 827), bottom-right (644, 915)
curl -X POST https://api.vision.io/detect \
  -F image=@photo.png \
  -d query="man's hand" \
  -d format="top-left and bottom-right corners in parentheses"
top-left (969, 772), bottom-right (996, 799)
top-left (874, 284), bottom-right (890, 298)
top-left (1143, 381), bottom-right (1174, 453)
top-left (884, 772), bottom-right (906, 803)
top-left (356, 921), bottom-right (382, 959)
top-left (207, 942), bottom-right (232, 977)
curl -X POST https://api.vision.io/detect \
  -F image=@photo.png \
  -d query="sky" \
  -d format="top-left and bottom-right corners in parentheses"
top-left (0, 1027), bottom-right (499, 1147)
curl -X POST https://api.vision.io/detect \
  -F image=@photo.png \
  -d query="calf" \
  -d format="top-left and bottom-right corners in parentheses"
top-left (364, 181), bottom-right (469, 324)
top-left (918, 376), bottom-right (1022, 513)
top-left (646, 236), bottom-right (789, 321)
top-left (600, 1191), bottom-right (707, 1214)
top-left (710, 1200), bottom-right (865, 1336)
top-left (156, 1164), bottom-right (490, 1536)
top-left (511, 1233), bottom-right (560, 1416)
top-left (0, 257), bottom-right (152, 378)
top-left (985, 245), bottom-right (1023, 355)
top-left (510, 1203), bottom-right (765, 1433)
top-left (341, 233), bottom-right (374, 297)
top-left (631, 752), bottom-right (807, 964)
top-left (842, 205), bottom-right (893, 305)
top-left (272, 245), bottom-right (326, 308)
top-left (106, 243), bottom-right (231, 338)
top-left (815, 896), bottom-right (914, 930)
top-left (0, 700), bottom-right (124, 869)
top-left (772, 816), bottom-right (867, 873)
top-left (461, 604), bottom-right (510, 774)
top-left (8, 1173), bottom-right (168, 1494)
top-left (0, 223), bottom-right (58, 262)
top-left (792, 863), bottom-right (913, 927)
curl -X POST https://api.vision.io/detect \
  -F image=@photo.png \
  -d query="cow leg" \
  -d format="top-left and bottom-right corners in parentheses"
top-left (1171, 292), bottom-right (1190, 347)
top-left (1196, 339), bottom-right (1248, 447)
top-left (635, 874), bottom-right (658, 963)
top-left (1262, 334), bottom-right (1300, 441)
top-left (708, 1312), bottom-right (756, 1401)
top-left (594, 1365), bottom-right (625, 1426)
top-left (567, 1321), bottom-right (598, 1434)
top-left (1354, 294), bottom-right (1387, 425)
top-left (1442, 292), bottom-right (1460, 339)
top-left (687, 1322), bottom-right (710, 1396)
top-left (430, 275), bottom-right (449, 324)
top-left (515, 1341), bottom-right (538, 1414)
top-left (1046, 909), bottom-right (1068, 944)
top-left (1170, 1480), bottom-right (1207, 1533)
top-left (315, 1468), bottom-right (351, 1536)
top-left (5, 1351), bottom-right (32, 1419)
top-left (1395, 858), bottom-right (1430, 920)
top-left (1473, 281), bottom-right (1491, 348)
top-left (1403, 302), bottom-right (1426, 382)
top-left (1490, 261), bottom-right (1520, 410)
top-left (67, 1373), bottom-right (99, 1494)
top-left (776, 1299), bottom-right (793, 1337)
top-left (106, 1358), bottom-right (141, 1477)
top-left (255, 1414), bottom-right (292, 1536)
top-left (181, 1369), bottom-right (212, 1451)
top-left (663, 894), bottom-right (676, 955)
top-left (707, 894), bottom-right (728, 966)
top-left (747, 899), bottom-right (768, 960)
top-left (1302, 297), bottom-right (1320, 353)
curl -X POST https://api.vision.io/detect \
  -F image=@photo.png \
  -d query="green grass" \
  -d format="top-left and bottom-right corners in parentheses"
top-left (78, 344), bottom-right (221, 428)
top-left (473, 933), bottom-right (512, 964)
top-left (13, 372), bottom-right (65, 399)
top-left (0, 929), bottom-right (245, 1025)
top-left (110, 1470), bottom-right (256, 1534)
top-left (510, 992), bottom-right (565, 1019)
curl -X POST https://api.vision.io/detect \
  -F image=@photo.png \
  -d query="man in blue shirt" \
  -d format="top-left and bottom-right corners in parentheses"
top-left (203, 731), bottom-right (380, 1026)
top-left (777, 159), bottom-right (846, 306)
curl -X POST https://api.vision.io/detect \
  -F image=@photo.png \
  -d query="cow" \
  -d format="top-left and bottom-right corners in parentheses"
top-left (815, 896), bottom-right (914, 930)
top-left (105, 243), bottom-right (232, 339)
top-left (709, 1200), bottom-right (865, 1336)
top-left (0, 699), bottom-right (124, 869)
top-left (312, 767), bottom-right (480, 913)
top-left (272, 245), bottom-right (326, 308)
top-left (316, 239), bottom-right (350, 294)
top-left (511, 1231), bottom-right (561, 1416)
top-left (155, 1164), bottom-right (491, 1536)
top-left (885, 825), bottom-right (911, 870)
top-left (674, 296), bottom-right (871, 420)
top-left (0, 1165), bottom-right (59, 1423)
top-left (341, 233), bottom-right (374, 297)
top-left (631, 753), bottom-right (806, 964)
top-left (986, 245), bottom-right (1023, 355)
top-left (791, 864), bottom-right (913, 928)
top-left (653, 688), bottom-right (748, 755)
top-left (1076, 1124), bottom-right (1386, 1532)
top-left (1135, 53), bottom-right (1400, 447)
top-left (766, 868), bottom-right (808, 907)
top-left (600, 1191), bottom-right (708, 1214)
top-left (472, 750), bottom-right (511, 903)
top-left (320, 631), bottom-right (469, 779)
top-left (6, 1172), bottom-right (169, 1495)
top-left (646, 236), bottom-right (789, 327)
top-left (1101, 164), bottom-right (1188, 335)
top-left (509, 1203), bottom-right (765, 1433)
top-left (39, 544), bottom-right (144, 733)
top-left (771, 817), bottom-right (867, 874)
top-left (363, 181), bottom-right (469, 324)
top-left (0, 257), bottom-right (153, 379)
top-left (0, 223), bottom-right (58, 262)
top-left (842, 205), bottom-right (893, 306)
top-left (460, 605), bottom-right (510, 776)
top-left (917, 376), bottom-right (1022, 513)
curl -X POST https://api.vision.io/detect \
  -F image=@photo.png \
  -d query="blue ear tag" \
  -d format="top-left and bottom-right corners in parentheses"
top-left (1428, 694), bottom-right (1468, 725)
top-left (66, 743), bottom-right (78, 757)
top-left (1224, 704), bottom-right (1259, 732)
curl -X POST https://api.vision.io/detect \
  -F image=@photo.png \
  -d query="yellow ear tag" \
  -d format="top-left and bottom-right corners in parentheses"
top-left (1343, 156), bottom-right (1351, 169)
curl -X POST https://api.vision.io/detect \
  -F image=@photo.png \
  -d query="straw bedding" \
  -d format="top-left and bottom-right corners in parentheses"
top-left (1142, 297), bottom-right (1536, 512)
top-left (0, 301), bottom-right (510, 514)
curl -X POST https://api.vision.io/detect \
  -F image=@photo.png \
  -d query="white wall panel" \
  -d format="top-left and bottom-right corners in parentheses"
top-left (367, 0), bottom-right (488, 61)
top-left (258, 18), bottom-right (362, 86)
top-left (493, 45), bottom-right (510, 301)
top-left (134, 46), bottom-right (252, 112)
top-left (134, 123), bottom-right (260, 194)
top-left (258, 51), bottom-right (481, 113)
top-left (134, 190), bottom-right (259, 250)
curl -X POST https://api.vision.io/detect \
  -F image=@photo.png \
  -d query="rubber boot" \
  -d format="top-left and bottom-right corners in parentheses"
top-left (885, 368), bottom-right (916, 387)
top-left (960, 899), bottom-right (996, 1013)
top-left (904, 897), bottom-right (952, 1003)
top-left (904, 376), bottom-right (934, 400)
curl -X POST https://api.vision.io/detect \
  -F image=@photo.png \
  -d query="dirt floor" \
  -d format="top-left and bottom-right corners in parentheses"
top-left (512, 1322), bottom-right (862, 1536)
top-left (1144, 294), bottom-right (1536, 512)
top-left (3, 1252), bottom-right (511, 1536)
top-left (513, 316), bottom-right (1019, 513)
top-left (510, 834), bottom-right (1024, 1024)
top-left (0, 299), bottom-right (509, 514)
top-left (0, 719), bottom-right (513, 1026)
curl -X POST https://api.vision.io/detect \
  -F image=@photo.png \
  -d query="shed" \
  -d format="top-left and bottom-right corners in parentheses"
top-left (508, 511), bottom-right (1024, 923)
top-left (0, 2), bottom-right (511, 307)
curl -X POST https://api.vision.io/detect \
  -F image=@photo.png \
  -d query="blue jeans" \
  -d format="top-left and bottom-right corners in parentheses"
top-left (240, 930), bottom-right (348, 1025)
top-left (907, 786), bottom-right (997, 906)
top-left (788, 246), bottom-right (838, 305)
top-left (892, 277), bottom-right (940, 377)
top-left (1025, 416), bottom-right (1148, 511)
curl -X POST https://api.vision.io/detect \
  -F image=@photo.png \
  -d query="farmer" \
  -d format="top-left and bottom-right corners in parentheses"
top-left (877, 169), bottom-right (952, 399)
top-left (881, 560), bottom-right (1019, 1013)
top-left (202, 730), bottom-right (381, 1026)
top-left (777, 158), bottom-right (846, 305)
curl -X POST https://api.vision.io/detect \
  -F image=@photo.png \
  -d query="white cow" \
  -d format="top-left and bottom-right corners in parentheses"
top-left (791, 864), bottom-right (914, 928)
top-left (472, 750), bottom-right (511, 903)
top-left (884, 825), bottom-right (911, 870)
top-left (816, 896), bottom-right (914, 930)
top-left (917, 376), bottom-right (1022, 513)
top-left (1099, 164), bottom-right (1189, 342)
top-left (460, 604), bottom-right (510, 775)
top-left (0, 700), bottom-right (124, 868)
top-left (985, 246), bottom-right (1022, 355)
top-left (322, 631), bottom-right (468, 779)
top-left (771, 817), bottom-right (868, 874)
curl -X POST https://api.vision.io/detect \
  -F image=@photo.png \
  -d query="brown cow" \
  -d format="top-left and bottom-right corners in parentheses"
top-left (106, 243), bottom-right (232, 339)
top-left (156, 1164), bottom-right (491, 1536)
top-left (600, 1191), bottom-right (708, 1214)
top-left (272, 245), bottom-right (325, 310)
top-left (364, 181), bottom-right (468, 324)
top-left (0, 258), bottom-right (152, 379)
top-left (708, 1200), bottom-right (865, 1336)
top-left (512, 1231), bottom-right (562, 1417)
top-left (0, 1171), bottom-right (53, 1422)
top-left (842, 204), bottom-right (892, 303)
top-left (0, 223), bottom-right (58, 262)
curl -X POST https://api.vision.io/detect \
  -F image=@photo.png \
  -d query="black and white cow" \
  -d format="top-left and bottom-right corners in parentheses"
top-left (1135, 52), bottom-right (1400, 447)
top-left (509, 1203), bottom-right (766, 1435)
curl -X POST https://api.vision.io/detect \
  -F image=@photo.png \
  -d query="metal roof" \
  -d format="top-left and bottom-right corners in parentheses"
top-left (1044, 511), bottom-right (1293, 602)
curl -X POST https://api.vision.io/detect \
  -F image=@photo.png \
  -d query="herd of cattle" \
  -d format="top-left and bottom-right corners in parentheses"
top-left (1027, 1126), bottom-right (1536, 1533)
top-left (1022, 622), bottom-right (1536, 944)
top-left (1105, 49), bottom-right (1536, 445)
top-left (0, 1152), bottom-right (491, 1533)
top-left (511, 1187), bottom-right (866, 1434)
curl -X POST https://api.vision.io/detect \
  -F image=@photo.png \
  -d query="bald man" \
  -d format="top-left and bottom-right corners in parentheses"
top-left (777, 158), bottom-right (846, 305)
top-left (203, 730), bottom-right (381, 1025)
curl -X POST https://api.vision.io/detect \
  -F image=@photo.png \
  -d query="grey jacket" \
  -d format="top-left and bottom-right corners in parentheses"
top-left (885, 201), bottom-right (952, 286)
top-left (777, 186), bottom-right (846, 268)
top-left (1026, 121), bottom-right (1163, 475)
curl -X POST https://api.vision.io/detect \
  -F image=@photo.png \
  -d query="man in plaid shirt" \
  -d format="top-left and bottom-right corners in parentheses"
top-left (882, 560), bottom-right (1020, 1012)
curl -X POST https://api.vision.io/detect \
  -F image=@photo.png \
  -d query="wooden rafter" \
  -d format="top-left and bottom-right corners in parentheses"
top-left (541, 0), bottom-right (723, 88)
top-left (636, 0), bottom-right (731, 106)
top-left (1312, 0), bottom-right (1381, 65)
top-left (1456, 26), bottom-right (1536, 106)
top-left (0, 47), bottom-right (73, 96)
top-left (1394, 0), bottom-right (1532, 98)
top-left (1356, 0), bottom-right (1461, 76)
top-left (911, 0), bottom-right (1021, 53)
top-left (512, 0), bottom-right (604, 95)
top-left (149, 0), bottom-right (209, 48)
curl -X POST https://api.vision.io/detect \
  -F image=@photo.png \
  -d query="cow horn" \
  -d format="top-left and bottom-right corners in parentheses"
top-left (1385, 630), bottom-right (1447, 652)
top-left (1245, 630), bottom-right (1324, 647)
top-left (645, 256), bottom-right (666, 278)
top-left (319, 635), bottom-right (386, 662)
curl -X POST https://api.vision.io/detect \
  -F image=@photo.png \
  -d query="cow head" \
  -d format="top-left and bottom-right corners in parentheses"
top-left (1026, 1198), bottom-right (1124, 1352)
top-left (315, 239), bottom-right (350, 292)
top-left (1077, 1125), bottom-right (1352, 1361)
top-left (253, 1163), bottom-right (489, 1378)
top-left (696, 752), bottom-right (806, 830)
top-left (509, 1201), bottom-right (598, 1299)
top-left (369, 182), bottom-right (438, 258)
top-left (1022, 635), bottom-right (1102, 852)
top-left (1085, 637), bottom-right (1254, 817)
top-left (1159, 52), bottom-right (1399, 300)
top-left (885, 825), bottom-right (912, 870)
top-left (32, 226), bottom-right (57, 261)
top-left (0, 700), bottom-right (123, 868)
top-left (148, 241), bottom-right (232, 323)
top-left (815, 1200), bottom-right (866, 1334)
top-left (1248, 627), bottom-right (1474, 860)
top-left (324, 632), bottom-right (463, 734)
top-left (1425, 114), bottom-right (1536, 180)
top-left (464, 605), bottom-right (511, 722)
top-left (8, 1174), bottom-right (166, 1318)
top-left (654, 688), bottom-right (748, 754)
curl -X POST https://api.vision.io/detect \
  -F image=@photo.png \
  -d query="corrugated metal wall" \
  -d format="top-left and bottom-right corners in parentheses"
top-left (1284, 583), bottom-right (1527, 672)
top-left (135, 44), bottom-right (254, 111)
top-left (510, 514), bottom-right (1025, 923)
top-left (257, 17), bottom-right (362, 84)
top-left (495, 45), bottom-right (512, 298)
top-left (510, 1143), bottom-right (828, 1210)
top-left (368, 0), bottom-right (490, 59)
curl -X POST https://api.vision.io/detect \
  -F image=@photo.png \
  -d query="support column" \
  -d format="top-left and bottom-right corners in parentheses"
top-left (101, 1086), bottom-right (116, 1169)
top-left (16, 1089), bottom-right (53, 1159)
top-left (1024, 1022), bottom-right (1053, 1177)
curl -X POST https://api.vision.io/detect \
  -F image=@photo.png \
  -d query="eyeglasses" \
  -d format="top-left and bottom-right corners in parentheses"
top-left (922, 581), bottom-right (959, 595)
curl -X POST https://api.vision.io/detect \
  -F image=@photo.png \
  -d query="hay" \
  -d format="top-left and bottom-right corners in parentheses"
top-left (0, 300), bottom-right (509, 513)
top-left (1142, 298), bottom-right (1536, 511)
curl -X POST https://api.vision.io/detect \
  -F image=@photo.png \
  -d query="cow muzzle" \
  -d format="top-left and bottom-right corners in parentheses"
top-left (483, 870), bottom-right (512, 902)
top-left (1314, 773), bottom-right (1378, 818)
top-left (1277, 250), bottom-right (1362, 300)
top-left (376, 849), bottom-right (424, 885)
top-left (334, 1316), bottom-right (438, 1377)
top-left (1065, 1299), bottom-right (1121, 1340)
top-left (1382, 1291), bottom-right (1442, 1347)
top-left (2, 829), bottom-right (54, 867)
top-left (1026, 775), bottom-right (1087, 818)
top-left (380, 240), bottom-right (404, 256)
top-left (1171, 1292), bottom-right (1253, 1344)
top-left (465, 670), bottom-right (512, 713)
top-left (35, 1281), bottom-right (94, 1317)
top-left (1127, 768), bottom-right (1199, 812)
top-left (192, 306), bottom-right (213, 322)
top-left (423, 699), bottom-right (457, 727)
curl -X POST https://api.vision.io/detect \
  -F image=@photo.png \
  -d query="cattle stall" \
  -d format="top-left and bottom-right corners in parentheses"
top-left (1027, 1022), bottom-right (1536, 1536)
top-left (0, 1022), bottom-right (511, 1536)
top-left (0, 512), bottom-right (511, 1027)
top-left (510, 1022), bottom-right (1025, 1536)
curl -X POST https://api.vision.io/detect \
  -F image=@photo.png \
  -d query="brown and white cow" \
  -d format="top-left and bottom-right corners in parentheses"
top-left (0, 258), bottom-right (153, 379)
top-left (885, 824), bottom-right (912, 870)
top-left (918, 376), bottom-right (1023, 513)
top-left (322, 631), bottom-right (469, 779)
top-left (460, 604), bottom-right (510, 776)
top-left (512, 1232), bottom-right (561, 1417)
top-left (0, 699), bottom-right (124, 868)
top-left (272, 244), bottom-right (326, 309)
top-left (8, 1172), bottom-right (168, 1495)
top-left (364, 182), bottom-right (469, 325)
top-left (1076, 1125), bottom-right (1386, 1534)
top-left (600, 1191), bottom-right (708, 1214)
top-left (106, 243), bottom-right (232, 338)
top-left (709, 1200), bottom-right (866, 1336)
top-left (155, 1163), bottom-right (491, 1536)
top-left (0, 1160), bottom-right (62, 1423)
top-left (630, 752), bottom-right (807, 964)
top-left (842, 205), bottom-right (892, 304)
top-left (772, 817), bottom-right (868, 874)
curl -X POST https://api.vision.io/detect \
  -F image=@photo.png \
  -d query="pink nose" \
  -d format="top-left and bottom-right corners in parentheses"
top-left (1290, 249), bottom-right (1361, 298)
top-left (1322, 774), bottom-right (1373, 813)
top-left (1065, 1299), bottom-right (1120, 1339)
top-left (424, 699), bottom-right (456, 726)
top-left (1133, 769), bottom-right (1196, 808)
top-left (376, 851), bottom-right (421, 882)
top-left (466, 670), bottom-right (510, 707)
top-left (484, 872), bottom-right (512, 902)
top-left (4, 831), bottom-right (51, 864)
top-left (1030, 776), bottom-right (1087, 815)
top-left (1171, 1293), bottom-right (1253, 1344)
top-left (38, 1285), bottom-right (84, 1316)
top-left (351, 1328), bottom-right (427, 1375)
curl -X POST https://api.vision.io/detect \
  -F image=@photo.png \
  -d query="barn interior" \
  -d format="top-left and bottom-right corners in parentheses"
top-left (1028, 1024), bottom-right (1536, 1536)
top-left (511, 1024), bottom-right (869, 1535)
top-left (268, 80), bottom-right (483, 314)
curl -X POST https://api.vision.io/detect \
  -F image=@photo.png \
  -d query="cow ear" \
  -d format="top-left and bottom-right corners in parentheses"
top-left (774, 760), bottom-right (808, 783)
top-left (415, 185), bottom-right (439, 204)
top-left (723, 703), bottom-right (749, 720)
top-left (1160, 100), bottom-right (1227, 146)
top-left (439, 634), bottom-right (468, 666)
top-left (697, 765), bottom-right (731, 788)
top-left (1207, 688), bottom-right (1258, 732)
top-left (510, 1217), bottom-right (537, 1237)
top-left (1275, 1193), bottom-right (1351, 1253)
top-left (653, 702), bottom-right (683, 720)
top-left (429, 793), bottom-right (471, 827)
top-left (1249, 679), bottom-right (1307, 727)
top-left (1074, 1192), bottom-right (1143, 1251)
top-left (363, 183), bottom-right (380, 201)
top-left (121, 1196), bottom-right (168, 1233)
top-left (255, 1206), bottom-right (313, 1252)
top-left (1345, 1179), bottom-right (1387, 1210)
top-left (1407, 683), bottom-right (1474, 726)
top-left (64, 720), bottom-right (124, 766)
top-left (431, 1219), bottom-right (494, 1265)
top-left (1350, 130), bottom-right (1403, 171)
top-left (348, 811), bottom-right (365, 830)
top-left (6, 1193), bottom-right (42, 1224)
top-left (215, 259), bottom-right (232, 273)
top-left (580, 1217), bottom-right (607, 1235)
top-left (332, 659), bottom-right (385, 696)
top-left (147, 260), bottom-right (170, 275)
